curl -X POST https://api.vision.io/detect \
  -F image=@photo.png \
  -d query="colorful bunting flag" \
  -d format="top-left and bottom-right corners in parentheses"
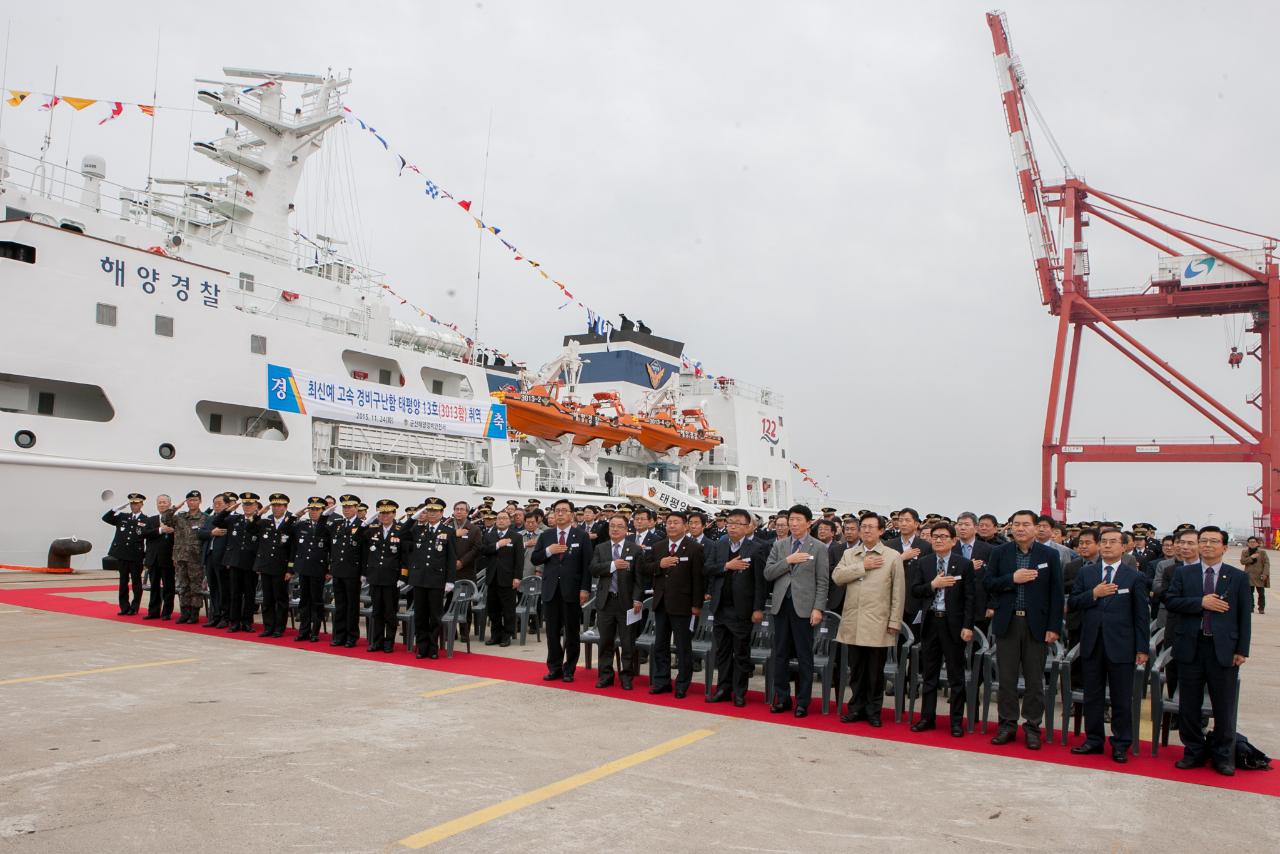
top-left (138, 104), bottom-right (155, 117)
top-left (98, 101), bottom-right (123, 125)
top-left (39, 95), bottom-right (59, 110)
top-left (457, 200), bottom-right (472, 211)
top-left (6, 90), bottom-right (29, 107)
top-left (62, 97), bottom-right (97, 111)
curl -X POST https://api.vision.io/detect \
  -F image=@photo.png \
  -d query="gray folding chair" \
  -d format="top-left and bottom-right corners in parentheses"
top-left (441, 580), bottom-right (478, 657)
top-left (811, 611), bottom-right (842, 715)
top-left (515, 575), bottom-right (542, 645)
top-left (689, 611), bottom-right (715, 699)
top-left (579, 594), bottom-right (601, 671)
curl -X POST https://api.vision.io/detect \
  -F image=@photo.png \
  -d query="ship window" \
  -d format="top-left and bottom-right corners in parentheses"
top-left (59, 220), bottom-right (86, 234)
top-left (250, 334), bottom-right (267, 355)
top-left (195, 400), bottom-right (288, 439)
top-left (0, 373), bottom-right (114, 422)
top-left (778, 416), bottom-right (784, 426)
top-left (378, 369), bottom-right (392, 386)
top-left (4, 207), bottom-right (31, 221)
top-left (0, 240), bottom-right (36, 263)
top-left (158, 442), bottom-right (176, 460)
top-left (421, 366), bottom-right (470, 398)
top-left (238, 272), bottom-right (255, 292)
top-left (343, 350), bottom-right (402, 389)
top-left (96, 303), bottom-right (117, 326)
top-left (781, 449), bottom-right (786, 459)
top-left (155, 315), bottom-right (174, 337)
top-left (431, 379), bottom-right (444, 395)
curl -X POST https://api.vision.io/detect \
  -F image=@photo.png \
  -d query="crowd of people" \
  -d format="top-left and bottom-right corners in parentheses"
top-left (103, 492), bottom-right (1262, 776)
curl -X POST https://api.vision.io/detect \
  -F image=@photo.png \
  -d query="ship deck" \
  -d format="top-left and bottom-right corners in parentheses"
top-left (0, 568), bottom-right (1276, 852)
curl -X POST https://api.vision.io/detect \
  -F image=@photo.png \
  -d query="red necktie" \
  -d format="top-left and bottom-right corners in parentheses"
top-left (670, 541), bottom-right (677, 556)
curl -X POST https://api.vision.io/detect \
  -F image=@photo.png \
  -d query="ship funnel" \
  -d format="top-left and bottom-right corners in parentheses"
top-left (80, 154), bottom-right (106, 212)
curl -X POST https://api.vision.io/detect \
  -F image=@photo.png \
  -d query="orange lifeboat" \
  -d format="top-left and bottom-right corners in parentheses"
top-left (571, 391), bottom-right (642, 448)
top-left (492, 384), bottom-right (580, 440)
top-left (637, 405), bottom-right (723, 456)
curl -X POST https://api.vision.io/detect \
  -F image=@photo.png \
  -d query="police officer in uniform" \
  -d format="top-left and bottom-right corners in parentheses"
top-left (215, 492), bottom-right (262, 633)
top-left (253, 493), bottom-right (296, 638)
top-left (102, 493), bottom-right (148, 615)
top-left (404, 498), bottom-right (455, 658)
top-left (325, 494), bottom-right (365, 648)
top-left (290, 497), bottom-right (331, 642)
top-left (362, 499), bottom-right (407, 653)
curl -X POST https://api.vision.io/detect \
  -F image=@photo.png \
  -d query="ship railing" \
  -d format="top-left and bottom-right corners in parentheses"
top-left (1063, 435), bottom-right (1233, 445)
top-left (0, 145), bottom-right (384, 282)
top-left (679, 375), bottom-right (783, 406)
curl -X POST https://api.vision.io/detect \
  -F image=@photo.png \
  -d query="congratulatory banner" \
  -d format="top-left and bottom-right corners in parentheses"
top-left (266, 364), bottom-right (508, 440)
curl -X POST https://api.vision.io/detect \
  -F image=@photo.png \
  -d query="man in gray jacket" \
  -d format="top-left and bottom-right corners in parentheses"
top-left (764, 504), bottom-right (829, 718)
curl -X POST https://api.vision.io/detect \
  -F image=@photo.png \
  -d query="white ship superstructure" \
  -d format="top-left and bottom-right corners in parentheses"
top-left (0, 67), bottom-right (796, 568)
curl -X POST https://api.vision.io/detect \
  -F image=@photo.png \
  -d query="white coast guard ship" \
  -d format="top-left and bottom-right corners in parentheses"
top-left (0, 67), bottom-right (797, 568)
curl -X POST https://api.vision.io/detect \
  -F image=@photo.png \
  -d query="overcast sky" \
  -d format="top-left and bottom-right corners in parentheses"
top-left (2, 0), bottom-right (1275, 532)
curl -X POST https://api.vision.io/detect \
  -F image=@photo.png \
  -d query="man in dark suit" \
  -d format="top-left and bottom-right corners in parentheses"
top-left (481, 509), bottom-right (523, 647)
top-left (142, 494), bottom-right (177, 620)
top-left (102, 492), bottom-right (149, 615)
top-left (1165, 525), bottom-right (1252, 776)
top-left (1061, 528), bottom-right (1101, 649)
top-left (704, 507), bottom-right (766, 706)
top-left (984, 509), bottom-right (1063, 750)
top-left (825, 518), bottom-right (860, 615)
top-left (531, 498), bottom-right (593, 682)
top-left (215, 493), bottom-right (262, 633)
top-left (641, 511), bottom-right (705, 698)
top-left (909, 522), bottom-right (975, 737)
top-left (955, 512), bottom-right (994, 635)
top-left (198, 493), bottom-right (232, 627)
top-left (886, 507), bottom-right (933, 630)
top-left (1068, 528), bottom-right (1150, 763)
top-left (589, 514), bottom-right (644, 690)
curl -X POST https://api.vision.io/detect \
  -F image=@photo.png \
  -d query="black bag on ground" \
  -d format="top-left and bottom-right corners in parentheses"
top-left (1235, 733), bottom-right (1272, 770)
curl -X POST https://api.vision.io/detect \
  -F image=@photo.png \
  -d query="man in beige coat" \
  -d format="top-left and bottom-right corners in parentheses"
top-left (833, 514), bottom-right (906, 726)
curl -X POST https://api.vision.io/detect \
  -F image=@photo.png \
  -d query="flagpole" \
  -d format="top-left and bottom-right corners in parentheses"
top-left (0, 19), bottom-right (12, 142)
top-left (143, 26), bottom-right (161, 208)
top-left (471, 108), bottom-right (493, 357)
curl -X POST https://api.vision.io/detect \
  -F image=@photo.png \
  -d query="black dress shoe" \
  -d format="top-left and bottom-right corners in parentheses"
top-left (1212, 760), bottom-right (1235, 776)
top-left (1112, 748), bottom-right (1129, 764)
top-left (484, 638), bottom-right (500, 646)
top-left (562, 674), bottom-right (575, 683)
top-left (345, 640), bottom-right (358, 649)
top-left (839, 706), bottom-right (866, 724)
top-left (794, 705), bottom-right (808, 719)
top-left (1024, 729), bottom-right (1042, 750)
top-left (991, 727), bottom-right (1017, 745)
top-left (951, 723), bottom-right (965, 737)
top-left (595, 678), bottom-right (614, 689)
top-left (543, 672), bottom-right (563, 682)
top-left (383, 641), bottom-right (394, 653)
top-left (427, 649), bottom-right (439, 659)
top-left (415, 650), bottom-right (429, 659)
top-left (143, 613), bottom-right (159, 620)
top-left (499, 639), bottom-right (510, 647)
top-left (707, 689), bottom-right (731, 704)
top-left (911, 719), bottom-right (937, 733)
top-left (271, 630), bottom-right (284, 639)
top-left (867, 715), bottom-right (883, 728)
top-left (161, 614), bottom-right (172, 621)
top-left (674, 687), bottom-right (687, 699)
top-left (649, 685), bottom-right (672, 695)
top-left (1071, 742), bottom-right (1105, 755)
top-left (1175, 756), bottom-right (1206, 770)
top-left (367, 643), bottom-right (378, 651)
top-left (330, 638), bottom-right (344, 647)
top-left (294, 633), bottom-right (309, 642)
top-left (259, 629), bottom-right (273, 637)
top-left (117, 609), bottom-right (129, 616)
top-left (769, 698), bottom-right (793, 714)
top-left (733, 695), bottom-right (746, 708)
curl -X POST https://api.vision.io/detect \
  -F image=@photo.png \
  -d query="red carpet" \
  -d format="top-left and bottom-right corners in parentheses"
top-left (5, 584), bottom-right (1276, 798)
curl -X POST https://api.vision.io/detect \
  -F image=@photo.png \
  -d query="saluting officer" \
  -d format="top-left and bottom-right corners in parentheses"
top-left (102, 493), bottom-right (148, 615)
top-left (253, 493), bottom-right (296, 638)
top-left (289, 496), bottom-right (331, 642)
top-left (216, 492), bottom-right (262, 633)
top-left (325, 494), bottom-right (365, 648)
top-left (404, 498), bottom-right (455, 659)
top-left (362, 499), bottom-right (407, 653)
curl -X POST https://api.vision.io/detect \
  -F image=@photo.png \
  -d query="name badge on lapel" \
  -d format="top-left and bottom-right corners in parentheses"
top-left (1036, 563), bottom-right (1048, 569)
top-left (1117, 589), bottom-right (1130, 596)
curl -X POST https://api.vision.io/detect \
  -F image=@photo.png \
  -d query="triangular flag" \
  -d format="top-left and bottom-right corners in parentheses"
top-left (39, 95), bottom-right (60, 110)
top-left (457, 200), bottom-right (472, 211)
top-left (397, 155), bottom-right (407, 175)
top-left (98, 101), bottom-right (123, 125)
top-left (487, 225), bottom-right (501, 235)
top-left (6, 90), bottom-right (29, 107)
top-left (62, 97), bottom-right (97, 111)
top-left (539, 270), bottom-right (549, 279)
top-left (138, 104), bottom-right (155, 116)
top-left (472, 217), bottom-right (485, 229)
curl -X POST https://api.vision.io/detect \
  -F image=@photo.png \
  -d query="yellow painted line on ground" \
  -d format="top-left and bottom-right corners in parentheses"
top-left (0, 657), bottom-right (198, 686)
top-left (0, 609), bottom-right (23, 614)
top-left (419, 679), bottom-right (503, 699)
top-left (127, 627), bottom-right (163, 633)
top-left (398, 728), bottom-right (715, 849)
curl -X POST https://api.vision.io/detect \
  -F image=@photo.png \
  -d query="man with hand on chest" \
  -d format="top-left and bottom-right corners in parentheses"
top-left (531, 499), bottom-right (592, 682)
top-left (481, 508), bottom-right (523, 648)
top-left (641, 511), bottom-right (705, 699)
top-left (909, 522), bottom-right (975, 736)
top-left (1068, 527), bottom-right (1150, 763)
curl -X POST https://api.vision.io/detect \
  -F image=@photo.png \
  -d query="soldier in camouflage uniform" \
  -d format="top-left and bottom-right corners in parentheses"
top-left (172, 489), bottom-right (209, 624)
